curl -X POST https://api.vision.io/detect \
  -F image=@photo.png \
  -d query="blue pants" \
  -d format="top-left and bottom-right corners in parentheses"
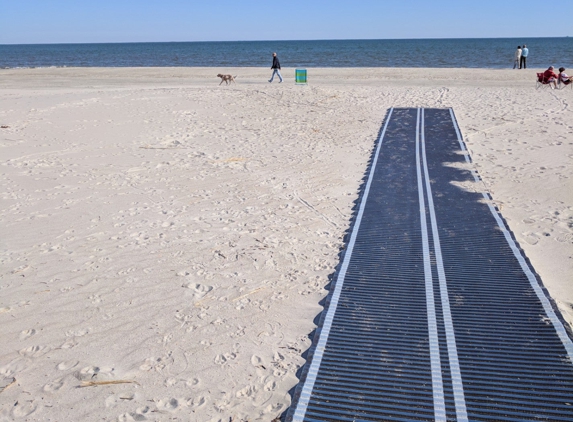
top-left (269, 69), bottom-right (283, 82)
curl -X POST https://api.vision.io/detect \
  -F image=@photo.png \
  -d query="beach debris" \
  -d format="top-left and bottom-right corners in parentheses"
top-left (139, 145), bottom-right (191, 150)
top-left (0, 377), bottom-right (16, 393)
top-left (232, 287), bottom-right (266, 302)
top-left (79, 380), bottom-right (139, 388)
top-left (0, 125), bottom-right (9, 129)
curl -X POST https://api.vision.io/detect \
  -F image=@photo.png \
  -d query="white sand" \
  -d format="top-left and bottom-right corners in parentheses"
top-left (0, 67), bottom-right (571, 421)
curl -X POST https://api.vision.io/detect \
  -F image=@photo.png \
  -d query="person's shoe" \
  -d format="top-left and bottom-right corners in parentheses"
top-left (268, 80), bottom-right (272, 83)
top-left (279, 80), bottom-right (282, 83)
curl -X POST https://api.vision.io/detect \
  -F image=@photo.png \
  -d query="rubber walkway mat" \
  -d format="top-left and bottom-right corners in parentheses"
top-left (286, 108), bottom-right (573, 422)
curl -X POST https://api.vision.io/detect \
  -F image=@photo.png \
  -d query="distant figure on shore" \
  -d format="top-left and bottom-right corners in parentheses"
top-left (520, 44), bottom-right (529, 69)
top-left (513, 46), bottom-right (522, 69)
top-left (559, 67), bottom-right (572, 86)
top-left (269, 52), bottom-right (283, 83)
top-left (542, 66), bottom-right (558, 89)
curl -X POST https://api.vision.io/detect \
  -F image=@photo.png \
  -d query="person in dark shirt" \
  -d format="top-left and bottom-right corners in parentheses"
top-left (269, 52), bottom-right (283, 83)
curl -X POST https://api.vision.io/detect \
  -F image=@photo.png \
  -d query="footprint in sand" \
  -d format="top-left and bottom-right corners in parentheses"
top-left (200, 339), bottom-right (213, 347)
top-left (236, 385), bottom-right (257, 398)
top-left (265, 402), bottom-right (285, 414)
top-left (189, 396), bottom-right (207, 408)
top-left (273, 367), bottom-right (287, 377)
top-left (139, 357), bottom-right (168, 372)
top-left (118, 406), bottom-right (151, 421)
top-left (185, 377), bottom-right (200, 387)
top-left (19, 345), bottom-right (50, 357)
top-left (19, 329), bottom-right (36, 340)
top-left (11, 401), bottom-right (37, 418)
top-left (105, 395), bottom-right (119, 408)
top-left (214, 353), bottom-right (237, 365)
top-left (556, 233), bottom-right (573, 244)
top-left (250, 355), bottom-right (267, 369)
top-left (270, 291), bottom-right (286, 301)
top-left (75, 365), bottom-right (114, 381)
top-left (56, 360), bottom-right (79, 371)
top-left (105, 393), bottom-right (135, 408)
top-left (1, 361), bottom-right (27, 378)
top-left (523, 233), bottom-right (540, 245)
top-left (60, 338), bottom-right (78, 349)
top-left (182, 282), bottom-right (213, 299)
top-left (155, 398), bottom-right (181, 412)
top-left (264, 380), bottom-right (277, 391)
top-left (43, 378), bottom-right (65, 392)
top-left (88, 294), bottom-right (102, 304)
top-left (65, 328), bottom-right (89, 337)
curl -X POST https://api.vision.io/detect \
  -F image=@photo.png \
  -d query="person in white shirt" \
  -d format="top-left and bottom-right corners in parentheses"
top-left (513, 46), bottom-right (522, 69)
top-left (558, 67), bottom-right (572, 86)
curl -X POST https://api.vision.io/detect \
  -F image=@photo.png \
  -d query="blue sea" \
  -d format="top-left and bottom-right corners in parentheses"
top-left (1, 38), bottom-right (571, 69)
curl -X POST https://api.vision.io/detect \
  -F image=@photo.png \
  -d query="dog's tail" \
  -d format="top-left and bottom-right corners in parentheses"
top-left (234, 75), bottom-right (238, 79)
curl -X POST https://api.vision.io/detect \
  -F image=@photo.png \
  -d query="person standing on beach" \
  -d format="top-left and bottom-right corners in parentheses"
top-left (520, 45), bottom-right (529, 69)
top-left (513, 46), bottom-right (522, 69)
top-left (269, 52), bottom-right (283, 83)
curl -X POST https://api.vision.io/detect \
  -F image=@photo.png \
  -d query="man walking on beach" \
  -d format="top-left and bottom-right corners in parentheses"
top-left (269, 52), bottom-right (283, 83)
top-left (520, 44), bottom-right (529, 69)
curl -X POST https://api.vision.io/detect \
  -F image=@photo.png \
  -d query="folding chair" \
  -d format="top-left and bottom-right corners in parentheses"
top-left (558, 76), bottom-right (573, 90)
top-left (536, 73), bottom-right (548, 89)
top-left (536, 73), bottom-right (555, 89)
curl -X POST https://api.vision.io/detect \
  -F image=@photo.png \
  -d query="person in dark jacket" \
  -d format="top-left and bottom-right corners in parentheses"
top-left (269, 52), bottom-right (283, 83)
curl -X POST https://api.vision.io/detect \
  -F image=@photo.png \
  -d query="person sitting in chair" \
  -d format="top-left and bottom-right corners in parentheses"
top-left (542, 66), bottom-right (559, 89)
top-left (558, 67), bottom-right (572, 85)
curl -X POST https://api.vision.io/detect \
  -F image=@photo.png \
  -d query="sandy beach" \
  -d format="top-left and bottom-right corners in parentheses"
top-left (0, 67), bottom-right (571, 421)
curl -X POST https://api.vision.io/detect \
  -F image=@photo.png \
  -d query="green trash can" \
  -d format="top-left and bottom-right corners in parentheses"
top-left (295, 69), bottom-right (307, 85)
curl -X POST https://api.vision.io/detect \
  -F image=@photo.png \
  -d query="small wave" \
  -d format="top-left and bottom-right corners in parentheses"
top-left (1, 65), bottom-right (69, 69)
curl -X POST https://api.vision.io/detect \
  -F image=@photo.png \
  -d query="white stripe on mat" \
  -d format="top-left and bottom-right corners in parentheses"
top-left (416, 108), bottom-right (447, 421)
top-left (421, 108), bottom-right (468, 421)
top-left (290, 108), bottom-right (394, 422)
top-left (449, 108), bottom-right (573, 363)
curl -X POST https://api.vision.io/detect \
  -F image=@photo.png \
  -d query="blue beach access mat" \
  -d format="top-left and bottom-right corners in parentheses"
top-left (286, 108), bottom-right (573, 422)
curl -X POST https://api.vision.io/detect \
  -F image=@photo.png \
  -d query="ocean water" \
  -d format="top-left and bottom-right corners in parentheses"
top-left (1, 38), bottom-right (571, 69)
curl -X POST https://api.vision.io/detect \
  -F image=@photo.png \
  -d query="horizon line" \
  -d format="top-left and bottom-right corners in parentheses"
top-left (1, 36), bottom-right (570, 46)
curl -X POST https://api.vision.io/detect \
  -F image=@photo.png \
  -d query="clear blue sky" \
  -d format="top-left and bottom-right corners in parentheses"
top-left (1, 0), bottom-right (571, 44)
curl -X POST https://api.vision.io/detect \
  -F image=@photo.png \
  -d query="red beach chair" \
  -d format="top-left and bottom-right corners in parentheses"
top-left (536, 72), bottom-right (554, 89)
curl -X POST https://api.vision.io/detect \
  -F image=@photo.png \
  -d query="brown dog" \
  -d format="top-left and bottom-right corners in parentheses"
top-left (217, 74), bottom-right (236, 85)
